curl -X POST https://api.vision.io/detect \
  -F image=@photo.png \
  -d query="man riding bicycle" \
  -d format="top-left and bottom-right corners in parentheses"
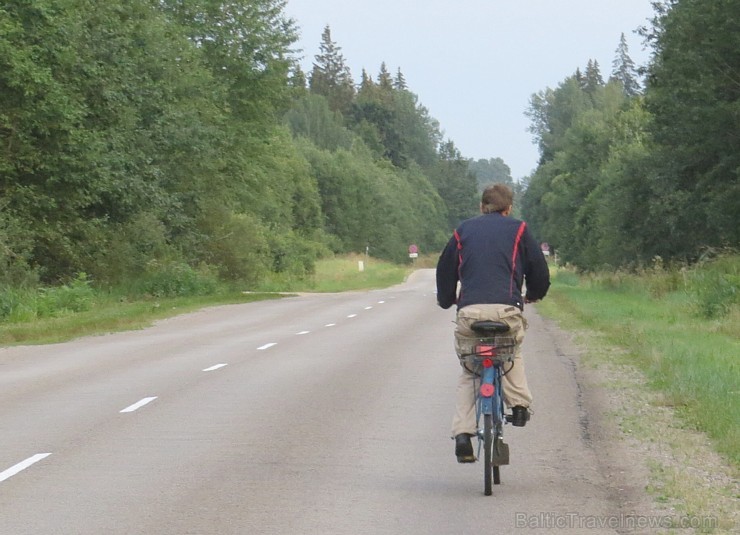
top-left (436, 183), bottom-right (550, 463)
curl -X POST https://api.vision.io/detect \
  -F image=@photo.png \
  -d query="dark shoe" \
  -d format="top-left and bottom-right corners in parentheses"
top-left (455, 433), bottom-right (475, 463)
top-left (509, 405), bottom-right (530, 427)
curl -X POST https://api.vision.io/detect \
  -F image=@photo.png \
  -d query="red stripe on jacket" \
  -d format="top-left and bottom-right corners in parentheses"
top-left (454, 229), bottom-right (463, 304)
top-left (509, 222), bottom-right (527, 298)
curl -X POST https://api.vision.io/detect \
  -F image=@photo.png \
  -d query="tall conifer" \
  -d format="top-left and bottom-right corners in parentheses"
top-left (610, 33), bottom-right (641, 97)
top-left (309, 26), bottom-right (355, 114)
top-left (377, 62), bottom-right (393, 92)
top-left (393, 67), bottom-right (407, 91)
top-left (583, 59), bottom-right (604, 95)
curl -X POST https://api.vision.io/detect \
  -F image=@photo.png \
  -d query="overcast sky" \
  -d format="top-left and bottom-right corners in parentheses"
top-left (284, 0), bottom-right (657, 181)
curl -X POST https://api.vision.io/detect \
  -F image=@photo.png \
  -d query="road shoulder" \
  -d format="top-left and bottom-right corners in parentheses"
top-left (538, 310), bottom-right (738, 533)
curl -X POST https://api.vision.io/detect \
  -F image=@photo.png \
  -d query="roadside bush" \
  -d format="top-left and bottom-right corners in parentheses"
top-left (582, 257), bottom-right (686, 297)
top-left (1, 273), bottom-right (95, 322)
top-left (136, 262), bottom-right (218, 298)
top-left (687, 254), bottom-right (739, 319)
top-left (269, 230), bottom-right (327, 278)
top-left (638, 256), bottom-right (686, 298)
top-left (197, 209), bottom-right (270, 286)
top-left (0, 287), bottom-right (26, 320)
top-left (0, 212), bottom-right (38, 287)
top-left (94, 214), bottom-right (174, 285)
top-left (37, 273), bottom-right (95, 316)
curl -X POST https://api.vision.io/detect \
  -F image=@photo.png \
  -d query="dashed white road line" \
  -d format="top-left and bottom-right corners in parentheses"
top-left (0, 297), bottom-right (397, 487)
top-left (202, 363), bottom-right (228, 372)
top-left (0, 453), bottom-right (52, 483)
top-left (120, 397), bottom-right (158, 413)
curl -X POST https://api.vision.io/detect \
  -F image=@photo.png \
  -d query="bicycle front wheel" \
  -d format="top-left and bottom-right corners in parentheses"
top-left (483, 414), bottom-right (493, 496)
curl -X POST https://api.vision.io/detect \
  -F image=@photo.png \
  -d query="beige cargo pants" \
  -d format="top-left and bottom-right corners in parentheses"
top-left (451, 304), bottom-right (532, 437)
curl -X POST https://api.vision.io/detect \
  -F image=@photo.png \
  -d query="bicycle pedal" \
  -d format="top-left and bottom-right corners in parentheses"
top-left (492, 439), bottom-right (510, 466)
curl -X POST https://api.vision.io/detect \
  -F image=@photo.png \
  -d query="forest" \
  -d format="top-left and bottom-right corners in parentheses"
top-left (1, 0), bottom-right (738, 293)
top-left (521, 0), bottom-right (739, 270)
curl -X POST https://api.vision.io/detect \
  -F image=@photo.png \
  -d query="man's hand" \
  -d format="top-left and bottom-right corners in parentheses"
top-left (524, 296), bottom-right (540, 304)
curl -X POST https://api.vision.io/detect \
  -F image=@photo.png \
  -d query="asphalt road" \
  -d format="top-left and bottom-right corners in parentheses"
top-left (0, 269), bottom-right (623, 534)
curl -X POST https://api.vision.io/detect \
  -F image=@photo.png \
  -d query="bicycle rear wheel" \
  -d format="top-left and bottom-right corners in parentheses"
top-left (493, 425), bottom-right (502, 485)
top-left (483, 414), bottom-right (493, 496)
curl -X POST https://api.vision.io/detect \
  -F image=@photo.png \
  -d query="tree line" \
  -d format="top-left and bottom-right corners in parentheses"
top-left (1, 0), bottom-right (487, 289)
top-left (521, 0), bottom-right (739, 270)
top-left (5, 0), bottom-right (733, 291)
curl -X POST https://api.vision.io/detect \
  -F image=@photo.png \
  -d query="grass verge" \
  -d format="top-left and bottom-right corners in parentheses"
top-left (538, 281), bottom-right (738, 466)
top-left (537, 266), bottom-right (739, 533)
top-left (255, 254), bottom-right (412, 293)
top-left (0, 255), bottom-right (410, 346)
top-left (0, 292), bottom-right (282, 346)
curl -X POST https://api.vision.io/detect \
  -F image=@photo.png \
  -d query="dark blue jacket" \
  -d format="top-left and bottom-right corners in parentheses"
top-left (435, 213), bottom-right (550, 310)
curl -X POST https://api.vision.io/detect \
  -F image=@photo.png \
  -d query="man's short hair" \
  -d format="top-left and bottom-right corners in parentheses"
top-left (481, 183), bottom-right (513, 214)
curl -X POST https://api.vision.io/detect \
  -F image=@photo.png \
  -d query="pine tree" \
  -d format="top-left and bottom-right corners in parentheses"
top-left (309, 26), bottom-right (355, 113)
top-left (610, 33), bottom-right (641, 97)
top-left (394, 67), bottom-right (408, 91)
top-left (377, 62), bottom-right (393, 92)
top-left (288, 65), bottom-right (307, 94)
top-left (358, 68), bottom-right (375, 95)
top-left (583, 59), bottom-right (604, 94)
top-left (574, 67), bottom-right (584, 87)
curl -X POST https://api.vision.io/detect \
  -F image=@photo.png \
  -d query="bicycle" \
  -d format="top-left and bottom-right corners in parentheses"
top-left (463, 319), bottom-right (516, 496)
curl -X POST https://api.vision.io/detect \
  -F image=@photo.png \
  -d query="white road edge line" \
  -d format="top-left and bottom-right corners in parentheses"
top-left (296, 331), bottom-right (310, 335)
top-left (347, 314), bottom-right (357, 318)
top-left (257, 343), bottom-right (277, 350)
top-left (120, 396), bottom-right (158, 413)
top-left (0, 453), bottom-right (52, 483)
top-left (203, 363), bottom-right (228, 372)
top-left (325, 323), bottom-right (336, 327)
top-left (364, 306), bottom-right (373, 310)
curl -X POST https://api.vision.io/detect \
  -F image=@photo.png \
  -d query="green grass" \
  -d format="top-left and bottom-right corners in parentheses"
top-left (537, 266), bottom-right (740, 467)
top-left (0, 255), bottom-right (410, 346)
top-left (0, 291), bottom-right (283, 346)
top-left (255, 254), bottom-right (411, 293)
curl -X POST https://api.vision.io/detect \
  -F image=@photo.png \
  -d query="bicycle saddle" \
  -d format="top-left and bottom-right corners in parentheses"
top-left (470, 320), bottom-right (510, 335)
